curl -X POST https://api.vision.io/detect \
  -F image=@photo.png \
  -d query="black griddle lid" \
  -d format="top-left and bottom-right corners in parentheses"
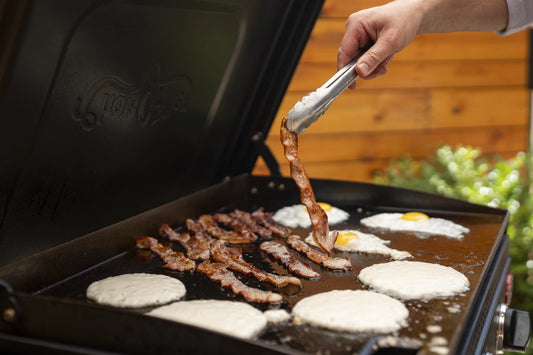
top-left (0, 0), bottom-right (323, 265)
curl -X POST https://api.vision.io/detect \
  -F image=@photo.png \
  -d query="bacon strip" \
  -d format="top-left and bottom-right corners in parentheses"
top-left (210, 240), bottom-right (302, 287)
top-left (260, 241), bottom-right (321, 279)
top-left (251, 208), bottom-right (292, 237)
top-left (197, 214), bottom-right (256, 243)
top-left (197, 261), bottom-right (282, 303)
top-left (230, 209), bottom-right (272, 239)
top-left (136, 236), bottom-right (196, 271)
top-left (281, 117), bottom-right (337, 253)
top-left (159, 224), bottom-right (211, 261)
top-left (286, 235), bottom-right (351, 271)
top-left (212, 213), bottom-right (258, 242)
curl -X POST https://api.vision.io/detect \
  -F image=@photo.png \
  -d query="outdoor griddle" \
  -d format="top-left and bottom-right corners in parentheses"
top-left (0, 1), bottom-right (530, 354)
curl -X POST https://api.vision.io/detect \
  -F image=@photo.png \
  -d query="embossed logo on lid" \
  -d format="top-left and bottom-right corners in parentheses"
top-left (72, 70), bottom-right (192, 131)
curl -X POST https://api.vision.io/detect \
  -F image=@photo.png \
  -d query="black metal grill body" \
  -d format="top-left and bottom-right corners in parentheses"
top-left (0, 175), bottom-right (513, 354)
top-left (0, 0), bottom-right (528, 353)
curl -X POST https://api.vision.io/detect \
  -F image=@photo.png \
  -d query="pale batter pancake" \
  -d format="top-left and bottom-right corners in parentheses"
top-left (86, 273), bottom-right (186, 308)
top-left (292, 289), bottom-right (409, 333)
top-left (358, 261), bottom-right (470, 300)
top-left (147, 300), bottom-right (267, 339)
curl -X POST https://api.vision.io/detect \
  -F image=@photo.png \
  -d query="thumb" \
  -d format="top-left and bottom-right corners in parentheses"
top-left (356, 40), bottom-right (396, 78)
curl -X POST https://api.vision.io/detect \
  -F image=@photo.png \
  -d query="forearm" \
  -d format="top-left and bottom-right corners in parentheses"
top-left (338, 0), bottom-right (515, 79)
top-left (414, 0), bottom-right (509, 34)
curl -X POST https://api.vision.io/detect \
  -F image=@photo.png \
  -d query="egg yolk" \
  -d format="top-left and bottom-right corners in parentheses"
top-left (318, 202), bottom-right (333, 212)
top-left (401, 212), bottom-right (430, 221)
top-left (335, 231), bottom-right (359, 246)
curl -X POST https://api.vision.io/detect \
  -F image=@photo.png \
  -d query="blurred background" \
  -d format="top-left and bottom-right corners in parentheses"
top-left (253, 0), bottom-right (529, 180)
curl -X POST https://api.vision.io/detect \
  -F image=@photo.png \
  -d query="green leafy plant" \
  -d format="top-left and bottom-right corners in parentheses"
top-left (374, 146), bottom-right (533, 323)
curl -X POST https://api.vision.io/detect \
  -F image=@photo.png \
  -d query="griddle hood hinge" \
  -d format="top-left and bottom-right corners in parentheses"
top-left (0, 280), bottom-right (22, 324)
top-left (251, 132), bottom-right (281, 177)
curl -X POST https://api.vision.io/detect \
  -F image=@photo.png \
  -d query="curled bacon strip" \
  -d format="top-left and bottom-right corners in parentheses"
top-left (159, 224), bottom-right (211, 261)
top-left (280, 117), bottom-right (337, 253)
top-left (197, 214), bottom-right (256, 243)
top-left (210, 240), bottom-right (302, 287)
top-left (197, 261), bottom-right (282, 303)
top-left (260, 241), bottom-right (321, 279)
top-left (136, 236), bottom-right (196, 271)
top-left (251, 208), bottom-right (291, 237)
top-left (286, 235), bottom-right (351, 271)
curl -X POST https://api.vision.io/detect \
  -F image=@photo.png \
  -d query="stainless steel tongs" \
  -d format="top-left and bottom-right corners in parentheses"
top-left (286, 45), bottom-right (371, 134)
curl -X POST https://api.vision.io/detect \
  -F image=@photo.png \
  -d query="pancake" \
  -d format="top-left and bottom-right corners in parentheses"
top-left (292, 289), bottom-right (408, 333)
top-left (358, 261), bottom-right (470, 300)
top-left (264, 309), bottom-right (291, 323)
top-left (147, 300), bottom-right (267, 339)
top-left (86, 273), bottom-right (186, 308)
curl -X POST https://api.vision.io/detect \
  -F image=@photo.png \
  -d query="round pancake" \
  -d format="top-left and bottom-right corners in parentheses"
top-left (292, 289), bottom-right (408, 333)
top-left (358, 261), bottom-right (470, 300)
top-left (147, 300), bottom-right (267, 339)
top-left (86, 273), bottom-right (186, 308)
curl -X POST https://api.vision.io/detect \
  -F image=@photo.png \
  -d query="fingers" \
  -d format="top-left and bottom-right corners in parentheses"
top-left (355, 39), bottom-right (396, 78)
top-left (348, 62), bottom-right (388, 90)
top-left (338, 2), bottom-right (421, 83)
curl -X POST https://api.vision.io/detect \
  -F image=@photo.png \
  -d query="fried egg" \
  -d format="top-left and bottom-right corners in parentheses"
top-left (360, 212), bottom-right (469, 239)
top-left (273, 203), bottom-right (349, 228)
top-left (292, 289), bottom-right (409, 333)
top-left (305, 230), bottom-right (412, 260)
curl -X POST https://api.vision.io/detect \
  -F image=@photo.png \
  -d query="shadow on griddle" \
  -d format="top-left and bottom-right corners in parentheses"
top-left (261, 322), bottom-right (422, 354)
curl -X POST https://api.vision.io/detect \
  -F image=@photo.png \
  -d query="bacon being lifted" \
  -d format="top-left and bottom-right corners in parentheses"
top-left (198, 214), bottom-right (256, 243)
top-left (197, 261), bottom-right (282, 303)
top-left (251, 208), bottom-right (291, 237)
top-left (230, 209), bottom-right (273, 239)
top-left (281, 117), bottom-right (337, 253)
top-left (260, 241), bottom-right (321, 279)
top-left (159, 224), bottom-right (211, 261)
top-left (136, 236), bottom-right (196, 271)
top-left (210, 240), bottom-right (302, 287)
top-left (287, 235), bottom-right (351, 271)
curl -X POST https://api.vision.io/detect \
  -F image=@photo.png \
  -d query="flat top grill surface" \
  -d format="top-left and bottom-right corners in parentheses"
top-left (27, 176), bottom-right (507, 355)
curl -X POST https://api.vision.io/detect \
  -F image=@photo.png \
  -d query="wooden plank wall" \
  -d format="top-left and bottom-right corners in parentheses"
top-left (253, 0), bottom-right (530, 182)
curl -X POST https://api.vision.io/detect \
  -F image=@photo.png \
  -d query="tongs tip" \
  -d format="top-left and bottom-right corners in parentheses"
top-left (285, 43), bottom-right (371, 135)
top-left (286, 88), bottom-right (330, 134)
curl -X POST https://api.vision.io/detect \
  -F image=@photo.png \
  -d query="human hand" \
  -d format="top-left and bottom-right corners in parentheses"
top-left (337, 1), bottom-right (423, 87)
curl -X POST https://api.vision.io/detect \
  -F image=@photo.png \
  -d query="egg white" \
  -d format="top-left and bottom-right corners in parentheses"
top-left (360, 213), bottom-right (469, 239)
top-left (272, 204), bottom-right (349, 228)
top-left (305, 230), bottom-right (412, 260)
